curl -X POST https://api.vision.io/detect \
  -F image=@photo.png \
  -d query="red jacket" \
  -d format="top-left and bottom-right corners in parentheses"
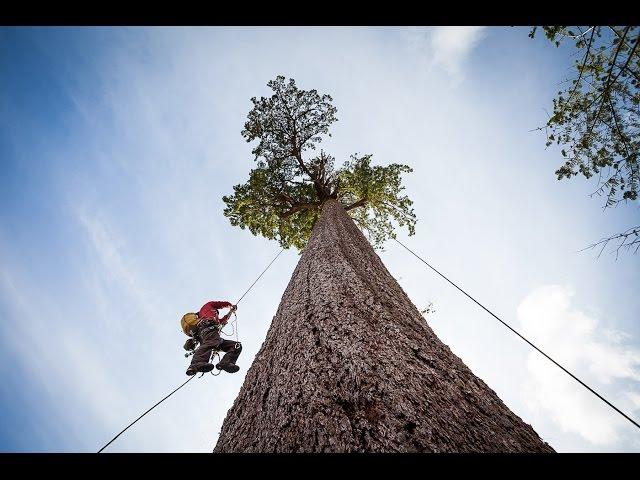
top-left (199, 300), bottom-right (233, 324)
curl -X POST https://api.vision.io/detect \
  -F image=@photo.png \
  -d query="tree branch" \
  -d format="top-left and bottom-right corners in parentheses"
top-left (579, 225), bottom-right (640, 259)
top-left (568, 26), bottom-right (596, 101)
top-left (584, 27), bottom-right (631, 140)
top-left (609, 26), bottom-right (640, 61)
top-left (279, 201), bottom-right (321, 218)
top-left (344, 198), bottom-right (368, 211)
top-left (608, 33), bottom-right (640, 89)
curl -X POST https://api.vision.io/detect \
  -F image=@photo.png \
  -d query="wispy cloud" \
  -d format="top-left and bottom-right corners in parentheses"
top-left (517, 285), bottom-right (640, 445)
top-left (0, 252), bottom-right (128, 450)
top-left (75, 209), bottom-right (157, 325)
top-left (404, 26), bottom-right (486, 79)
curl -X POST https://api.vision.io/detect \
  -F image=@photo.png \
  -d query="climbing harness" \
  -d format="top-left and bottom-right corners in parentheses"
top-left (392, 237), bottom-right (640, 432)
top-left (97, 248), bottom-right (285, 453)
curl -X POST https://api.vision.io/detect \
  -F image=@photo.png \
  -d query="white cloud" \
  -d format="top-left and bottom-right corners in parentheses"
top-left (518, 285), bottom-right (640, 445)
top-left (405, 26), bottom-right (486, 79)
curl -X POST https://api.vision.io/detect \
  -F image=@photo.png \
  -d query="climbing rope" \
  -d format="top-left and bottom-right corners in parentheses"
top-left (220, 248), bottom-right (284, 341)
top-left (96, 247), bottom-right (285, 453)
top-left (220, 314), bottom-right (236, 338)
top-left (225, 311), bottom-right (238, 343)
top-left (223, 248), bottom-right (284, 343)
top-left (234, 248), bottom-right (285, 305)
top-left (392, 237), bottom-right (640, 432)
top-left (97, 375), bottom-right (196, 453)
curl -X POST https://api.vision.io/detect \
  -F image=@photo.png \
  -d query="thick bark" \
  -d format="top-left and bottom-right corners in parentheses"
top-left (214, 199), bottom-right (554, 452)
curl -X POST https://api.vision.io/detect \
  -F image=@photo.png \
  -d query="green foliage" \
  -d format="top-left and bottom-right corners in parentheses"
top-left (531, 26), bottom-right (640, 255)
top-left (242, 76), bottom-right (337, 180)
top-left (336, 155), bottom-right (416, 248)
top-left (222, 167), bottom-right (321, 251)
top-left (223, 76), bottom-right (417, 251)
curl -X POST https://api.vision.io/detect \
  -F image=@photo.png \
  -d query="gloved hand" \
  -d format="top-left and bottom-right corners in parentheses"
top-left (183, 338), bottom-right (197, 351)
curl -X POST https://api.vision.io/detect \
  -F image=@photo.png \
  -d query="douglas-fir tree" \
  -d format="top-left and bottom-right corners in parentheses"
top-left (215, 77), bottom-right (554, 452)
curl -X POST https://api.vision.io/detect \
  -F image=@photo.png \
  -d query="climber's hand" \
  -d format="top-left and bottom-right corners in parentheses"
top-left (183, 338), bottom-right (197, 351)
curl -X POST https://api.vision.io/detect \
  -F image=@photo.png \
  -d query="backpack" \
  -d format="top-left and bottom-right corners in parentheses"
top-left (180, 312), bottom-right (200, 337)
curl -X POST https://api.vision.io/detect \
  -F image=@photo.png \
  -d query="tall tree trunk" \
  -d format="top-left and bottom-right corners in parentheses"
top-left (214, 199), bottom-right (554, 452)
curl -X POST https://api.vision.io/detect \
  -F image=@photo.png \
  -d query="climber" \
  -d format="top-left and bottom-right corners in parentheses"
top-left (182, 301), bottom-right (242, 376)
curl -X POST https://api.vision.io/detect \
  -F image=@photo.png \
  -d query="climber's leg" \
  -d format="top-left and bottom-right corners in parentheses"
top-left (216, 340), bottom-right (242, 373)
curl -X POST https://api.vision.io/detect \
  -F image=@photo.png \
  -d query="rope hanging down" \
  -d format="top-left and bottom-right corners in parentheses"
top-left (97, 248), bottom-right (285, 453)
top-left (392, 237), bottom-right (640, 432)
top-left (97, 375), bottom-right (195, 453)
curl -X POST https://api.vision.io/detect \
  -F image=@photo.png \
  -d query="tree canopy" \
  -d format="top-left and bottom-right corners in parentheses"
top-left (223, 76), bottom-right (416, 251)
top-left (530, 26), bottom-right (640, 256)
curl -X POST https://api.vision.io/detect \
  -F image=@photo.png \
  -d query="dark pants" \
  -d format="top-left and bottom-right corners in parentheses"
top-left (190, 326), bottom-right (242, 368)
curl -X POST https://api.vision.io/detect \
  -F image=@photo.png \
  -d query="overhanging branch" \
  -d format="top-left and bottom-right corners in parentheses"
top-left (344, 198), bottom-right (368, 211)
top-left (280, 201), bottom-right (321, 218)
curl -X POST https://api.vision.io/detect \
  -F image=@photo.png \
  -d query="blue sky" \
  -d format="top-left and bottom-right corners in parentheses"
top-left (0, 26), bottom-right (639, 452)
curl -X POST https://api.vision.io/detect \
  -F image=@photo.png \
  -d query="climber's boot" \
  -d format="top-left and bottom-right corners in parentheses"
top-left (186, 363), bottom-right (214, 376)
top-left (216, 360), bottom-right (240, 373)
